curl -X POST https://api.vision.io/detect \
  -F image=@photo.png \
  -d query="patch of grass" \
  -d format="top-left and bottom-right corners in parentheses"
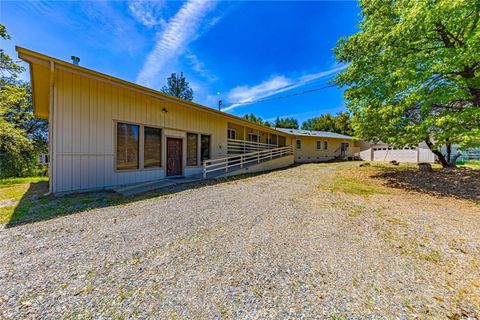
top-left (0, 176), bottom-right (48, 186)
top-left (0, 176), bottom-right (167, 226)
top-left (457, 159), bottom-right (480, 170)
top-left (421, 249), bottom-right (441, 263)
top-left (348, 205), bottom-right (362, 217)
top-left (331, 173), bottom-right (389, 196)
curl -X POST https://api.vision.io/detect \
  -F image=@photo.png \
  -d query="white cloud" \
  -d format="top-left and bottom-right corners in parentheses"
top-left (222, 64), bottom-right (347, 112)
top-left (136, 0), bottom-right (216, 87)
top-left (128, 0), bottom-right (166, 27)
top-left (185, 51), bottom-right (217, 81)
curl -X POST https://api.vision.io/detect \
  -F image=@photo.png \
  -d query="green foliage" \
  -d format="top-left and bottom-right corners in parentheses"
top-left (301, 111), bottom-right (353, 135)
top-left (0, 24), bottom-right (25, 79)
top-left (0, 24), bottom-right (47, 178)
top-left (1, 81), bottom-right (48, 149)
top-left (0, 118), bottom-right (42, 178)
top-left (242, 113), bottom-right (271, 127)
top-left (334, 0), bottom-right (480, 166)
top-left (161, 72), bottom-right (194, 101)
top-left (273, 117), bottom-right (299, 129)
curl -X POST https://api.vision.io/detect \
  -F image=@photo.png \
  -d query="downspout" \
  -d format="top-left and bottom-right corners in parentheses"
top-left (44, 61), bottom-right (55, 196)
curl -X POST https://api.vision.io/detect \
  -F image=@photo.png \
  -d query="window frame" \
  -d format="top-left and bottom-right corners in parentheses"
top-left (248, 132), bottom-right (259, 143)
top-left (200, 134), bottom-right (211, 164)
top-left (143, 126), bottom-right (162, 169)
top-left (323, 141), bottom-right (328, 150)
top-left (227, 128), bottom-right (236, 140)
top-left (316, 140), bottom-right (322, 150)
top-left (116, 122), bottom-right (140, 171)
top-left (186, 132), bottom-right (199, 167)
top-left (115, 121), bottom-right (164, 172)
top-left (296, 139), bottom-right (302, 150)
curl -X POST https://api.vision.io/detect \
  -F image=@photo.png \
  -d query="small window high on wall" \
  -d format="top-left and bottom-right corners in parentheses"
top-left (201, 135), bottom-right (211, 163)
top-left (316, 140), bottom-right (322, 150)
top-left (187, 133), bottom-right (198, 166)
top-left (144, 127), bottom-right (161, 168)
top-left (116, 123), bottom-right (139, 170)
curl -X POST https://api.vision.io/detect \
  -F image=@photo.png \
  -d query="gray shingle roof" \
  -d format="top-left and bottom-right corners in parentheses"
top-left (275, 128), bottom-right (353, 139)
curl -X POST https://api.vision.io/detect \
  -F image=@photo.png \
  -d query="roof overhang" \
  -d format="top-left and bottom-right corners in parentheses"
top-left (15, 46), bottom-right (290, 136)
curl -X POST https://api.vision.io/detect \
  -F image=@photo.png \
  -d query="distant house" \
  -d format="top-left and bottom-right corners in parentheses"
top-left (17, 47), bottom-right (435, 195)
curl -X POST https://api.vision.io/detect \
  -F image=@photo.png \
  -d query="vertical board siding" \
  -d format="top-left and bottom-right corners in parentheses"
top-left (53, 69), bottom-right (235, 193)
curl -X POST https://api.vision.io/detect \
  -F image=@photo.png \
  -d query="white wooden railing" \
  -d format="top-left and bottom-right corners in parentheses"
top-left (203, 145), bottom-right (293, 178)
top-left (227, 138), bottom-right (278, 154)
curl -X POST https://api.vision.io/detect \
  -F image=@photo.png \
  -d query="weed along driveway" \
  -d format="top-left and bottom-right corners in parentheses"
top-left (1, 163), bottom-right (479, 318)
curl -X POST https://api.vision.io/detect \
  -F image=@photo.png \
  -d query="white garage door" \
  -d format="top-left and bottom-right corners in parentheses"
top-left (373, 149), bottom-right (418, 162)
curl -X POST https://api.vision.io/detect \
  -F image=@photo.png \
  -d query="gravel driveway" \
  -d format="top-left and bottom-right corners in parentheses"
top-left (1, 163), bottom-right (479, 319)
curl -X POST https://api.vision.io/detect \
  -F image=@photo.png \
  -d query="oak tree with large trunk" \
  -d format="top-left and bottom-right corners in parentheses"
top-left (334, 0), bottom-right (480, 167)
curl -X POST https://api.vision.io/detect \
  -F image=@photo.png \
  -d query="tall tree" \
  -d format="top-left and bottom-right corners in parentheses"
top-left (242, 113), bottom-right (270, 126)
top-left (334, 0), bottom-right (480, 167)
top-left (273, 117), bottom-right (299, 129)
top-left (161, 72), bottom-right (194, 101)
top-left (0, 24), bottom-right (47, 178)
top-left (301, 112), bottom-right (353, 135)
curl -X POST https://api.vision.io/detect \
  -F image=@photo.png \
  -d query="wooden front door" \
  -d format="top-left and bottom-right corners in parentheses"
top-left (166, 138), bottom-right (183, 176)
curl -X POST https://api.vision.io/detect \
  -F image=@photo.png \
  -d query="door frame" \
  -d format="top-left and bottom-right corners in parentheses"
top-left (166, 137), bottom-right (184, 177)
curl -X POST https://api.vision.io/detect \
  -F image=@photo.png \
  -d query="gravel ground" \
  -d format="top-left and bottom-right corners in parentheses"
top-left (1, 162), bottom-right (479, 319)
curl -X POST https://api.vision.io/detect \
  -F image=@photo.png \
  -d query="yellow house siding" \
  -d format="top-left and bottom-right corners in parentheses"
top-left (52, 68), bottom-right (230, 193)
top-left (293, 136), bottom-right (353, 162)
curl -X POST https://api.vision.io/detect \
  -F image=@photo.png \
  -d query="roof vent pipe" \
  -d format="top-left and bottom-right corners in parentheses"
top-left (71, 56), bottom-right (80, 65)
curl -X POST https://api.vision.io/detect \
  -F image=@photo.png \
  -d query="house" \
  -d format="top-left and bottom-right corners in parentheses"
top-left (17, 47), bottom-right (296, 195)
top-left (275, 128), bottom-right (360, 162)
top-left (17, 47), bottom-right (435, 195)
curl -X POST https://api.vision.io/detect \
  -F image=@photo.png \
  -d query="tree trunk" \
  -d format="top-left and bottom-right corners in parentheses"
top-left (446, 139), bottom-right (451, 164)
top-left (424, 138), bottom-right (449, 168)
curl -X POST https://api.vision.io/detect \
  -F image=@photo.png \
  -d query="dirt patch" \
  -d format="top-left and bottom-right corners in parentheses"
top-left (372, 167), bottom-right (480, 201)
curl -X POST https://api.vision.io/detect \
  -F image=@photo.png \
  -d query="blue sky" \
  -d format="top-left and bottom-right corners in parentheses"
top-left (2, 0), bottom-right (360, 125)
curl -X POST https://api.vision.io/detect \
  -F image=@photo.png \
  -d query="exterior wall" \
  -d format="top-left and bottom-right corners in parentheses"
top-left (220, 155), bottom-right (294, 177)
top-left (363, 142), bottom-right (435, 163)
top-left (358, 140), bottom-right (373, 161)
top-left (52, 68), bottom-right (229, 194)
top-left (292, 136), bottom-right (353, 163)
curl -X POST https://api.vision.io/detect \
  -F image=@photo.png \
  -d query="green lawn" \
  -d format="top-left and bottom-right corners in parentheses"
top-left (457, 159), bottom-right (480, 170)
top-left (0, 177), bottom-right (172, 227)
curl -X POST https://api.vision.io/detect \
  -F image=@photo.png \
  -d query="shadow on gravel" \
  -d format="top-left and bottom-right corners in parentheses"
top-left (372, 167), bottom-right (480, 202)
top-left (5, 164), bottom-right (299, 228)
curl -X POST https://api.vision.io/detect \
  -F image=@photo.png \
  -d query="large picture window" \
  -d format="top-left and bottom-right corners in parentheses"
top-left (201, 135), bottom-right (211, 162)
top-left (187, 133), bottom-right (198, 166)
top-left (116, 123), bottom-right (139, 170)
top-left (144, 127), bottom-right (161, 168)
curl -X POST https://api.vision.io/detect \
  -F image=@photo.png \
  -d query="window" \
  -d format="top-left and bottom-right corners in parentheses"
top-left (144, 127), bottom-right (161, 168)
top-left (296, 139), bottom-right (302, 150)
top-left (316, 140), bottom-right (322, 150)
top-left (248, 133), bottom-right (259, 143)
top-left (227, 128), bottom-right (236, 140)
top-left (323, 141), bottom-right (328, 150)
top-left (116, 123), bottom-right (139, 170)
top-left (201, 135), bottom-right (211, 162)
top-left (187, 133), bottom-right (198, 166)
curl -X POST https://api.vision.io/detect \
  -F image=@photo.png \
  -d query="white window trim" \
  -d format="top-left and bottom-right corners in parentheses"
top-left (227, 128), bottom-right (236, 140)
top-left (296, 139), bottom-right (302, 150)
